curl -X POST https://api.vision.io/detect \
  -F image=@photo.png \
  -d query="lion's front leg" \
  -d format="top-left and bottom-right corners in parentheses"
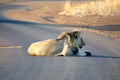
top-left (77, 50), bottom-right (92, 56)
top-left (77, 50), bottom-right (86, 56)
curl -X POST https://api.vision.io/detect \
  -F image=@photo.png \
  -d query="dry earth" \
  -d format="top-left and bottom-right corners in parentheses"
top-left (4, 1), bottom-right (120, 40)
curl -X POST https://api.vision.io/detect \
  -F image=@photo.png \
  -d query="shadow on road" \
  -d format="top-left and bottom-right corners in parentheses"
top-left (0, 19), bottom-right (39, 25)
top-left (91, 55), bottom-right (120, 59)
top-left (1, 19), bottom-right (120, 31)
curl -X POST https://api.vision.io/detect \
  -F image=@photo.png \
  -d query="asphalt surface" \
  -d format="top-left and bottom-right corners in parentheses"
top-left (0, 2), bottom-right (120, 80)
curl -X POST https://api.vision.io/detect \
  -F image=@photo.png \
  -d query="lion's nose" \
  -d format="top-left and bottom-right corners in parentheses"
top-left (79, 42), bottom-right (86, 48)
top-left (79, 45), bottom-right (83, 48)
top-left (83, 42), bottom-right (86, 46)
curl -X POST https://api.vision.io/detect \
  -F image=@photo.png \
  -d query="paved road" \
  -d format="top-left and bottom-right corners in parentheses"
top-left (0, 2), bottom-right (120, 80)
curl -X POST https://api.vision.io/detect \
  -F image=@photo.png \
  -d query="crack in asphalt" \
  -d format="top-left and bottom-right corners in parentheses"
top-left (0, 45), bottom-right (23, 48)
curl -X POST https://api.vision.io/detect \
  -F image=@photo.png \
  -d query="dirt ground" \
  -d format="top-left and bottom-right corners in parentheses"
top-left (4, 1), bottom-right (120, 40)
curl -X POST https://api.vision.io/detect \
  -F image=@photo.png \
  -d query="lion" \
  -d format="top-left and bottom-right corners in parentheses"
top-left (27, 31), bottom-right (91, 56)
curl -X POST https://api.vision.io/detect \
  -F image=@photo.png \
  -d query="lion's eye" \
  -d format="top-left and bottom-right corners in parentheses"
top-left (74, 32), bottom-right (79, 39)
top-left (74, 34), bottom-right (78, 39)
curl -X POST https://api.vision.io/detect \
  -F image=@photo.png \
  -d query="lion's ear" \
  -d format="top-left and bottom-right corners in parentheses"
top-left (56, 32), bottom-right (67, 40)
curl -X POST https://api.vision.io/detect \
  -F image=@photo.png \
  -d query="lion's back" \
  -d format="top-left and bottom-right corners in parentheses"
top-left (27, 39), bottom-right (59, 56)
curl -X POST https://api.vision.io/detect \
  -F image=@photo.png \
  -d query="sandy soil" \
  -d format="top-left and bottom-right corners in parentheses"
top-left (4, 1), bottom-right (120, 40)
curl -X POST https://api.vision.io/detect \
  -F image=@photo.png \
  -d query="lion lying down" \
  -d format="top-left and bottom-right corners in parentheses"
top-left (27, 31), bottom-right (91, 56)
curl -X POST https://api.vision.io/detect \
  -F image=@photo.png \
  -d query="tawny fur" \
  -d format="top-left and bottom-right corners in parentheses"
top-left (27, 31), bottom-right (85, 56)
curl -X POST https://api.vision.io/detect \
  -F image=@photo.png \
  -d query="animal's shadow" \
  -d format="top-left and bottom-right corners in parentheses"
top-left (91, 55), bottom-right (120, 59)
top-left (82, 51), bottom-right (120, 59)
